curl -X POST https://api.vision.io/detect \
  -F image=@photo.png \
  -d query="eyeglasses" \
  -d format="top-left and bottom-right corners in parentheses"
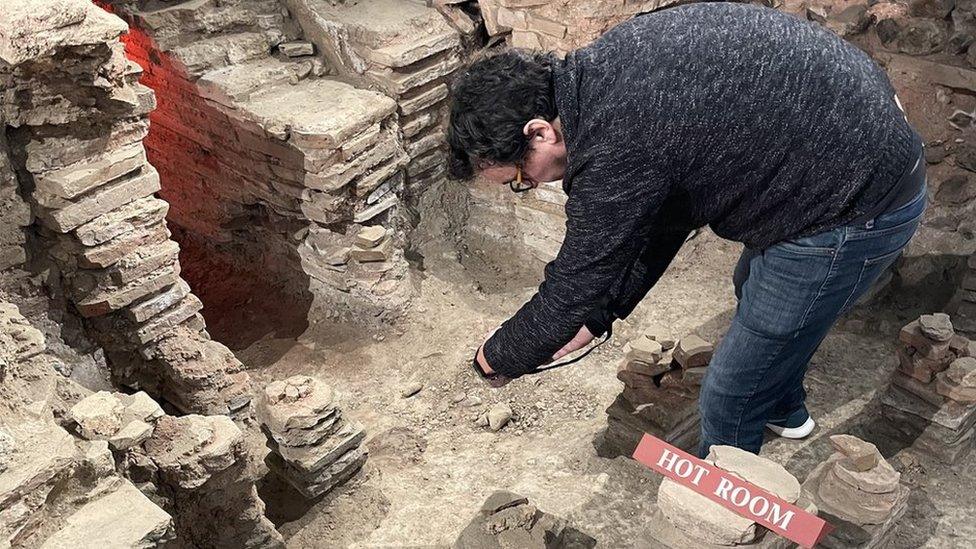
top-left (509, 164), bottom-right (534, 194)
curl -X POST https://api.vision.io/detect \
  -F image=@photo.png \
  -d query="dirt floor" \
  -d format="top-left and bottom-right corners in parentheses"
top-left (195, 218), bottom-right (975, 548)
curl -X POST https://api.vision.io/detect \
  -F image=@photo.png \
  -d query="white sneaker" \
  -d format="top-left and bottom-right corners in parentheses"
top-left (766, 416), bottom-right (816, 439)
top-left (766, 405), bottom-right (817, 439)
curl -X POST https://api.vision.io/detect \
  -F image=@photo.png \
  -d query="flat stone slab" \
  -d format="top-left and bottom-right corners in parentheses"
top-left (39, 481), bottom-right (172, 549)
top-left (242, 79), bottom-right (396, 151)
top-left (257, 375), bottom-right (337, 435)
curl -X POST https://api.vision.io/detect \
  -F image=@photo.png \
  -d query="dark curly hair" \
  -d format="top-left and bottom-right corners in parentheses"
top-left (447, 49), bottom-right (558, 180)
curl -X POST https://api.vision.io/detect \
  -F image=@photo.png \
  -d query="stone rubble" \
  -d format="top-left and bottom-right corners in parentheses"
top-left (801, 435), bottom-right (909, 548)
top-left (650, 445), bottom-right (815, 549)
top-left (453, 490), bottom-right (596, 548)
top-left (600, 330), bottom-right (710, 457)
top-left (0, 298), bottom-right (176, 548)
top-left (133, 414), bottom-right (285, 548)
top-left (257, 375), bottom-right (368, 499)
top-left (881, 313), bottom-right (976, 462)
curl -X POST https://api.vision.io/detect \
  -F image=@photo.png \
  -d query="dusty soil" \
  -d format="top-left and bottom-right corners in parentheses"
top-left (202, 220), bottom-right (975, 548)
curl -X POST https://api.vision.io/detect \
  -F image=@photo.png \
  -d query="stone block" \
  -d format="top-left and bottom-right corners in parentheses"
top-left (398, 83), bottom-right (448, 116)
top-left (304, 129), bottom-right (399, 191)
top-left (39, 481), bottom-right (173, 549)
top-left (351, 238), bottom-right (392, 263)
top-left (919, 312), bottom-right (954, 341)
top-left (896, 347), bottom-right (934, 383)
top-left (936, 372), bottom-right (976, 403)
top-left (279, 40), bottom-right (314, 57)
top-left (339, 123), bottom-right (382, 161)
top-left (108, 420), bottom-right (153, 450)
top-left (69, 391), bottom-right (125, 440)
top-left (133, 294), bottom-right (205, 345)
top-left (36, 166), bottom-right (161, 233)
top-left (899, 320), bottom-right (951, 359)
top-left (353, 194), bottom-right (398, 223)
top-left (244, 79), bottom-right (396, 151)
top-left (366, 53), bottom-right (461, 96)
top-left (673, 334), bottom-right (713, 369)
top-left (119, 391), bottom-right (165, 423)
top-left (645, 326), bottom-right (677, 350)
top-left (277, 422), bottom-right (366, 473)
top-left (946, 356), bottom-right (976, 386)
top-left (75, 221), bottom-right (171, 269)
top-left (355, 225), bottom-right (388, 248)
top-left (829, 434), bottom-right (880, 472)
top-left (257, 376), bottom-right (337, 435)
top-left (623, 336), bottom-right (663, 363)
top-left (657, 479), bottom-right (759, 545)
top-left (126, 280), bottom-right (192, 323)
top-left (364, 29), bottom-right (459, 68)
top-left (75, 264), bottom-right (181, 318)
top-left (34, 144), bottom-right (146, 200)
top-left (354, 156), bottom-right (407, 197)
top-left (73, 195), bottom-right (169, 247)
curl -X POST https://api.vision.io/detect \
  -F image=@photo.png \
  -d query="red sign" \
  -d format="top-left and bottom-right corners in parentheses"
top-left (633, 434), bottom-right (831, 548)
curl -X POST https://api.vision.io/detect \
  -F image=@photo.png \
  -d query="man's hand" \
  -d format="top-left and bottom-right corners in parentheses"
top-left (552, 325), bottom-right (595, 360)
top-left (476, 337), bottom-right (511, 388)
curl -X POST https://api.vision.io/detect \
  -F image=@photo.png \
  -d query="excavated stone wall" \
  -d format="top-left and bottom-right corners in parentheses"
top-left (1, 0), bottom-right (251, 416)
top-left (105, 0), bottom-right (432, 324)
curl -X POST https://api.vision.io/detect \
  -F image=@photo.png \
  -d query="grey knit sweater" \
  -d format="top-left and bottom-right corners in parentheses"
top-left (483, 3), bottom-right (921, 377)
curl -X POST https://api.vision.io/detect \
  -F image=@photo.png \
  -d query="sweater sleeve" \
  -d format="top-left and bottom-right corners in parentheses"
top-left (582, 226), bottom-right (690, 337)
top-left (482, 157), bottom-right (669, 377)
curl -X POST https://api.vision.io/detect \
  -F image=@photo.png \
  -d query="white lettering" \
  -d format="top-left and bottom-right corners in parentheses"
top-left (657, 449), bottom-right (679, 472)
top-left (690, 464), bottom-right (709, 486)
top-left (748, 496), bottom-right (770, 518)
top-left (714, 477), bottom-right (735, 500)
top-left (767, 505), bottom-right (796, 529)
top-left (674, 459), bottom-right (693, 478)
top-left (730, 487), bottom-right (750, 507)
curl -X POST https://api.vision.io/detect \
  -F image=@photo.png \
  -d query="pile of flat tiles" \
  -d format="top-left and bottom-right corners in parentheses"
top-left (881, 313), bottom-right (976, 463)
top-left (285, 0), bottom-right (463, 197)
top-left (601, 329), bottom-right (712, 457)
top-left (802, 435), bottom-right (909, 549)
top-left (257, 375), bottom-right (368, 499)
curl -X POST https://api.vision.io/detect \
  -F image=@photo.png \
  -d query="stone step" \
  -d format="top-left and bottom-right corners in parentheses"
top-left (197, 56), bottom-right (308, 105)
top-left (362, 27), bottom-right (460, 68)
top-left (170, 31), bottom-right (272, 76)
top-left (240, 78), bottom-right (397, 151)
top-left (134, 0), bottom-right (262, 51)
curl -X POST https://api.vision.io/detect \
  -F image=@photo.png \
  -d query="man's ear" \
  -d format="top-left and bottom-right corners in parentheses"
top-left (523, 118), bottom-right (557, 144)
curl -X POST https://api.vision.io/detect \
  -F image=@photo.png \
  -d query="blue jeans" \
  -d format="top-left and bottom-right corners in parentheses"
top-left (698, 186), bottom-right (927, 456)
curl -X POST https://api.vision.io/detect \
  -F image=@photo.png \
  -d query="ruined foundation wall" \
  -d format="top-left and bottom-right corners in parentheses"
top-left (283, 0), bottom-right (470, 231)
top-left (106, 0), bottom-right (421, 324)
top-left (1, 0), bottom-right (252, 416)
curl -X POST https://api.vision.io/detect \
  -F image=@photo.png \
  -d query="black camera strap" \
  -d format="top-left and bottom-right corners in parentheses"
top-left (527, 324), bottom-right (612, 374)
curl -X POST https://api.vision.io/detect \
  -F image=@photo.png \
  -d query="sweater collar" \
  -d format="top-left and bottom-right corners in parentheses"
top-left (551, 55), bottom-right (580, 194)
